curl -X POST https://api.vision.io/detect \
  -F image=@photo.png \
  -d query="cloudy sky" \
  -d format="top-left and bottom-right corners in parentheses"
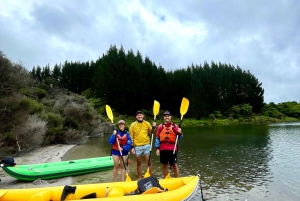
top-left (1, 0), bottom-right (299, 104)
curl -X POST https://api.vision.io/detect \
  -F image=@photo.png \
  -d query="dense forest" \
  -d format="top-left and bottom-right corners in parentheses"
top-left (31, 45), bottom-right (264, 118)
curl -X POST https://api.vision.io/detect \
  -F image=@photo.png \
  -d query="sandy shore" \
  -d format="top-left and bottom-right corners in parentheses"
top-left (0, 144), bottom-right (76, 189)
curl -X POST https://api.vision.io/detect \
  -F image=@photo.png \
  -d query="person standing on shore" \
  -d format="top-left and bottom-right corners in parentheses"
top-left (129, 110), bottom-right (156, 180)
top-left (108, 120), bottom-right (132, 181)
top-left (155, 111), bottom-right (183, 178)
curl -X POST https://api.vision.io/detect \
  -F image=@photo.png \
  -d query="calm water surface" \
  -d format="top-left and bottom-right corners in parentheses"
top-left (63, 122), bottom-right (300, 201)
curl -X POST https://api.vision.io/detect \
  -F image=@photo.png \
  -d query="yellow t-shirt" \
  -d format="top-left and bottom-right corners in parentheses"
top-left (129, 121), bottom-right (152, 146)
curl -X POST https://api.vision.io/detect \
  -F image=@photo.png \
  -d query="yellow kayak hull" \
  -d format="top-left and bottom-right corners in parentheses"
top-left (0, 175), bottom-right (199, 201)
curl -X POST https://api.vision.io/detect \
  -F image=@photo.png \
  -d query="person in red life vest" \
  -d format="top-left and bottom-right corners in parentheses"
top-left (108, 120), bottom-right (132, 181)
top-left (155, 111), bottom-right (183, 178)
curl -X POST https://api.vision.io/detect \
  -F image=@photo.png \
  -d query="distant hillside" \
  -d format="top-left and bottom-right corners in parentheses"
top-left (0, 51), bottom-right (111, 157)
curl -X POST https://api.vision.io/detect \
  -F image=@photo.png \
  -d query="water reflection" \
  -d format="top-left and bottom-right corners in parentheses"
top-left (178, 124), bottom-right (273, 200)
top-left (63, 123), bottom-right (300, 201)
top-left (266, 122), bottom-right (300, 201)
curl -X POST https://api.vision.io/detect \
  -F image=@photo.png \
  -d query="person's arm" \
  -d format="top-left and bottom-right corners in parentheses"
top-left (108, 130), bottom-right (117, 145)
top-left (129, 123), bottom-right (135, 154)
top-left (155, 137), bottom-right (160, 149)
top-left (147, 121), bottom-right (152, 135)
top-left (174, 124), bottom-right (183, 139)
top-left (155, 124), bottom-right (162, 149)
top-left (123, 132), bottom-right (132, 151)
top-left (129, 123), bottom-right (134, 147)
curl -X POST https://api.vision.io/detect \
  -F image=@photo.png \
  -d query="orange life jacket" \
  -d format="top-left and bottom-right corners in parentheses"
top-left (159, 124), bottom-right (176, 144)
top-left (112, 133), bottom-right (128, 150)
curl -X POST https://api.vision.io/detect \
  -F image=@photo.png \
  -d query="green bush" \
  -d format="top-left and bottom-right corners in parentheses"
top-left (214, 111), bottom-right (222, 118)
top-left (20, 87), bottom-right (48, 99)
top-left (230, 104), bottom-right (253, 118)
top-left (19, 97), bottom-right (43, 114)
top-left (3, 132), bottom-right (15, 145)
top-left (38, 83), bottom-right (51, 92)
top-left (84, 106), bottom-right (95, 120)
top-left (47, 112), bottom-right (64, 128)
top-left (262, 109), bottom-right (284, 119)
top-left (46, 127), bottom-right (64, 136)
top-left (0, 95), bottom-right (22, 113)
top-left (209, 114), bottom-right (216, 121)
top-left (64, 116), bottom-right (79, 129)
top-left (44, 127), bottom-right (65, 145)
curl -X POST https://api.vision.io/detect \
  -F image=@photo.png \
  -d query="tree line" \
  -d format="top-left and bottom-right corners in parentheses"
top-left (31, 45), bottom-right (264, 118)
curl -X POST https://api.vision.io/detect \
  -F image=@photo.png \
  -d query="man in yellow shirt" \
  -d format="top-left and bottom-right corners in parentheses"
top-left (129, 110), bottom-right (155, 180)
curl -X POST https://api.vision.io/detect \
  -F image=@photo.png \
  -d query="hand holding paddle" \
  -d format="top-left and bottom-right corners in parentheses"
top-left (173, 97), bottom-right (189, 154)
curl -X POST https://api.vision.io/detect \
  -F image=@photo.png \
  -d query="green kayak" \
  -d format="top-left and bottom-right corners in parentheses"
top-left (0, 156), bottom-right (113, 181)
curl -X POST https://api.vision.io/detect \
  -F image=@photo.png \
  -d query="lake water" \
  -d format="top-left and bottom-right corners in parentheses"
top-left (63, 122), bottom-right (300, 201)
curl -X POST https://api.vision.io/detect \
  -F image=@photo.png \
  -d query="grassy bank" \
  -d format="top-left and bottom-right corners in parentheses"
top-left (106, 115), bottom-right (300, 129)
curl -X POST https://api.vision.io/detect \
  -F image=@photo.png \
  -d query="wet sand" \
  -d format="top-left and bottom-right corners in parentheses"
top-left (0, 144), bottom-right (76, 189)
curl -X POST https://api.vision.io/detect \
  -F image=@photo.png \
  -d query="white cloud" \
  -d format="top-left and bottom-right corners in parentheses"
top-left (0, 0), bottom-right (299, 104)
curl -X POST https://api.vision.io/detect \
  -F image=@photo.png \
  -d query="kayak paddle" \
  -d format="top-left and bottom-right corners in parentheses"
top-left (105, 105), bottom-right (131, 182)
top-left (173, 97), bottom-right (189, 154)
top-left (144, 100), bottom-right (160, 178)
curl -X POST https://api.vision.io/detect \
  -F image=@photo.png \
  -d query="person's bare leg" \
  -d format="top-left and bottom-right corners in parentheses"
top-left (172, 163), bottom-right (179, 178)
top-left (136, 155), bottom-right (142, 180)
top-left (144, 155), bottom-right (152, 175)
top-left (120, 156), bottom-right (126, 181)
top-left (162, 164), bottom-right (169, 177)
top-left (112, 155), bottom-right (119, 181)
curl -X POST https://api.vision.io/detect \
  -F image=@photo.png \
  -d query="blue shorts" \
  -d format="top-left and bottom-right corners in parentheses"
top-left (134, 144), bottom-right (151, 156)
top-left (111, 149), bottom-right (128, 156)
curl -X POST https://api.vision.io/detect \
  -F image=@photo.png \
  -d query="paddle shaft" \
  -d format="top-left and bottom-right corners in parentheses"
top-left (173, 118), bottom-right (183, 154)
top-left (200, 176), bottom-right (205, 201)
top-left (126, 154), bottom-right (130, 167)
top-left (116, 138), bottom-right (128, 173)
top-left (147, 118), bottom-right (156, 167)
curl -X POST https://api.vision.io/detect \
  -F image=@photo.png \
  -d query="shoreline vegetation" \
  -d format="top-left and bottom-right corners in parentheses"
top-left (108, 115), bottom-right (300, 129)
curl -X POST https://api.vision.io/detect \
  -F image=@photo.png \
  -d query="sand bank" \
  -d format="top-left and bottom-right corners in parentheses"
top-left (0, 144), bottom-right (76, 189)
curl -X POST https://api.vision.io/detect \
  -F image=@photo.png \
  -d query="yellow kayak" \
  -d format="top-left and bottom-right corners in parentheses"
top-left (0, 175), bottom-right (199, 201)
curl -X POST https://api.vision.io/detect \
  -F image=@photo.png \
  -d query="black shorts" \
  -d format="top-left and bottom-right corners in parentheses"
top-left (160, 150), bottom-right (178, 165)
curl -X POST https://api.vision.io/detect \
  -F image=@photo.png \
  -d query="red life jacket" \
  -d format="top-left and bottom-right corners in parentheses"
top-left (112, 133), bottom-right (128, 150)
top-left (159, 124), bottom-right (176, 144)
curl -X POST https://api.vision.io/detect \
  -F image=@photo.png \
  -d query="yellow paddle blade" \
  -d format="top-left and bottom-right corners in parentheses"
top-left (153, 100), bottom-right (160, 119)
top-left (144, 168), bottom-right (150, 178)
top-left (105, 105), bottom-right (113, 123)
top-left (126, 173), bottom-right (132, 182)
top-left (165, 173), bottom-right (171, 179)
top-left (180, 97), bottom-right (189, 119)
